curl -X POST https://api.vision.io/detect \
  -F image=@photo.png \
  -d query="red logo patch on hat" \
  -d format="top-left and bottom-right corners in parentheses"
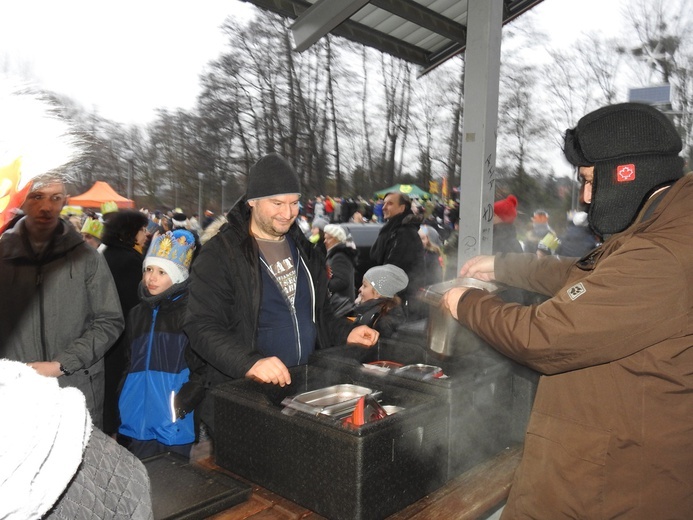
top-left (616, 164), bottom-right (635, 183)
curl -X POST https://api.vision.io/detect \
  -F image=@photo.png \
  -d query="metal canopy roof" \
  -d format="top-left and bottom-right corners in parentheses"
top-left (240, 0), bottom-right (545, 72)
top-left (238, 0), bottom-right (549, 265)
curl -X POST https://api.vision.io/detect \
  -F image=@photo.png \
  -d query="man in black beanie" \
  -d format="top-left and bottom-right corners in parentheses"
top-left (184, 153), bottom-right (379, 434)
top-left (441, 103), bottom-right (693, 518)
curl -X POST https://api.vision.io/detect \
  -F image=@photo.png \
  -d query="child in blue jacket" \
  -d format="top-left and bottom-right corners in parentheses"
top-left (118, 229), bottom-right (206, 459)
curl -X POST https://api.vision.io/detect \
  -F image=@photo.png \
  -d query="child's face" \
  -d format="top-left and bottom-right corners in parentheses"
top-left (358, 279), bottom-right (379, 303)
top-left (143, 265), bottom-right (173, 295)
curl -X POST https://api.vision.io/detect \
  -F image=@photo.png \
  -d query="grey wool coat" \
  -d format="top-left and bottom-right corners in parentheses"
top-left (0, 218), bottom-right (123, 429)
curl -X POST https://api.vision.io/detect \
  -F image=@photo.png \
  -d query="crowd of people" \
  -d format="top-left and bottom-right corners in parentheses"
top-left (2, 88), bottom-right (691, 520)
top-left (3, 160), bottom-right (606, 451)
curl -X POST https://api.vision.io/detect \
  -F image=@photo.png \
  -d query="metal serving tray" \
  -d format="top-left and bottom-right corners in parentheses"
top-left (281, 384), bottom-right (377, 416)
top-left (395, 364), bottom-right (446, 380)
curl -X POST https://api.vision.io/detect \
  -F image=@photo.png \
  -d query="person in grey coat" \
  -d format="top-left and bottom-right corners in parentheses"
top-left (0, 359), bottom-right (152, 520)
top-left (0, 175), bottom-right (124, 429)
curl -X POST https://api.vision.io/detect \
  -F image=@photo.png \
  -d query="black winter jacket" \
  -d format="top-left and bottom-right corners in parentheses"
top-left (184, 198), bottom-right (355, 430)
top-left (556, 224), bottom-right (599, 258)
top-left (102, 241), bottom-right (144, 319)
top-left (326, 243), bottom-right (357, 317)
top-left (492, 222), bottom-right (524, 255)
top-left (102, 240), bottom-right (144, 433)
top-left (350, 298), bottom-right (406, 339)
top-left (369, 209), bottom-right (425, 300)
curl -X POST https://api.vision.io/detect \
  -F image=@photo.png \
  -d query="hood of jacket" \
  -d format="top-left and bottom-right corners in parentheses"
top-left (0, 217), bottom-right (84, 263)
top-left (326, 242), bottom-right (358, 264)
top-left (138, 279), bottom-right (189, 310)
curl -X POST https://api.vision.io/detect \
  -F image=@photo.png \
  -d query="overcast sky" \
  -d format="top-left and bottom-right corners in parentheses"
top-left (0, 0), bottom-right (626, 126)
top-left (0, 0), bottom-right (251, 123)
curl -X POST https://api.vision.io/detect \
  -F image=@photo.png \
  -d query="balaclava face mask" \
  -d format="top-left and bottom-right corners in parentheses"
top-left (563, 103), bottom-right (684, 238)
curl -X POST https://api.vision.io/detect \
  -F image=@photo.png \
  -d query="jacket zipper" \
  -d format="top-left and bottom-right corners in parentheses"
top-left (147, 306), bottom-right (159, 370)
top-left (298, 255), bottom-right (317, 360)
top-left (299, 255), bottom-right (317, 323)
top-left (36, 264), bottom-right (47, 360)
top-left (290, 304), bottom-right (301, 364)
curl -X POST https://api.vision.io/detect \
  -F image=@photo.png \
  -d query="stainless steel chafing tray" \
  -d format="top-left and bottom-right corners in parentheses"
top-left (395, 364), bottom-right (445, 380)
top-left (281, 384), bottom-right (380, 417)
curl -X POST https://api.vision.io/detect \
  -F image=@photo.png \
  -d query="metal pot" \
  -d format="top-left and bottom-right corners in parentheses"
top-left (426, 308), bottom-right (461, 357)
top-left (419, 278), bottom-right (501, 357)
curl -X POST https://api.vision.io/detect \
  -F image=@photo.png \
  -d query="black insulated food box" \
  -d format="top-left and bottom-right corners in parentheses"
top-left (311, 338), bottom-right (539, 481)
top-left (213, 364), bottom-right (449, 520)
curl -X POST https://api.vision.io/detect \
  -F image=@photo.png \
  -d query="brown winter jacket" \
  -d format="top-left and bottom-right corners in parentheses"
top-left (456, 174), bottom-right (693, 519)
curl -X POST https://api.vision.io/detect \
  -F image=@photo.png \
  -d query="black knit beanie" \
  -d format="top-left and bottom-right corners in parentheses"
top-left (563, 102), bottom-right (684, 237)
top-left (246, 153), bottom-right (301, 200)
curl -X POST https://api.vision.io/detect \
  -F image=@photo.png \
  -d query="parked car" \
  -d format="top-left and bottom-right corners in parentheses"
top-left (340, 222), bottom-right (383, 291)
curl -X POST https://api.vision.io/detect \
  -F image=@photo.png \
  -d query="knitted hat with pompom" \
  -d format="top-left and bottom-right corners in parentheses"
top-left (494, 195), bottom-right (518, 223)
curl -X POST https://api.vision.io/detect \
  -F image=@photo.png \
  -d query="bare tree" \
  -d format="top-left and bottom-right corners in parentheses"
top-left (410, 73), bottom-right (448, 192)
top-left (621, 0), bottom-right (693, 166)
top-left (360, 47), bottom-right (374, 178)
top-left (325, 36), bottom-right (344, 195)
top-left (380, 55), bottom-right (413, 187)
top-left (497, 59), bottom-right (551, 202)
top-left (579, 35), bottom-right (624, 105)
top-left (52, 0), bottom-right (692, 216)
top-left (147, 109), bottom-right (205, 211)
top-left (440, 59), bottom-right (465, 195)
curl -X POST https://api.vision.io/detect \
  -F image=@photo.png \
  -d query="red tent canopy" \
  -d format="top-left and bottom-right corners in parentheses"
top-left (68, 181), bottom-right (134, 209)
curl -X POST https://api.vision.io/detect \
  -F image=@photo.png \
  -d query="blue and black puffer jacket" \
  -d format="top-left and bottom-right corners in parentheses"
top-left (118, 281), bottom-right (205, 446)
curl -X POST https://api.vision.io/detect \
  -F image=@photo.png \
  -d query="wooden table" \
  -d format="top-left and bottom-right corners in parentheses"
top-left (199, 444), bottom-right (522, 520)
